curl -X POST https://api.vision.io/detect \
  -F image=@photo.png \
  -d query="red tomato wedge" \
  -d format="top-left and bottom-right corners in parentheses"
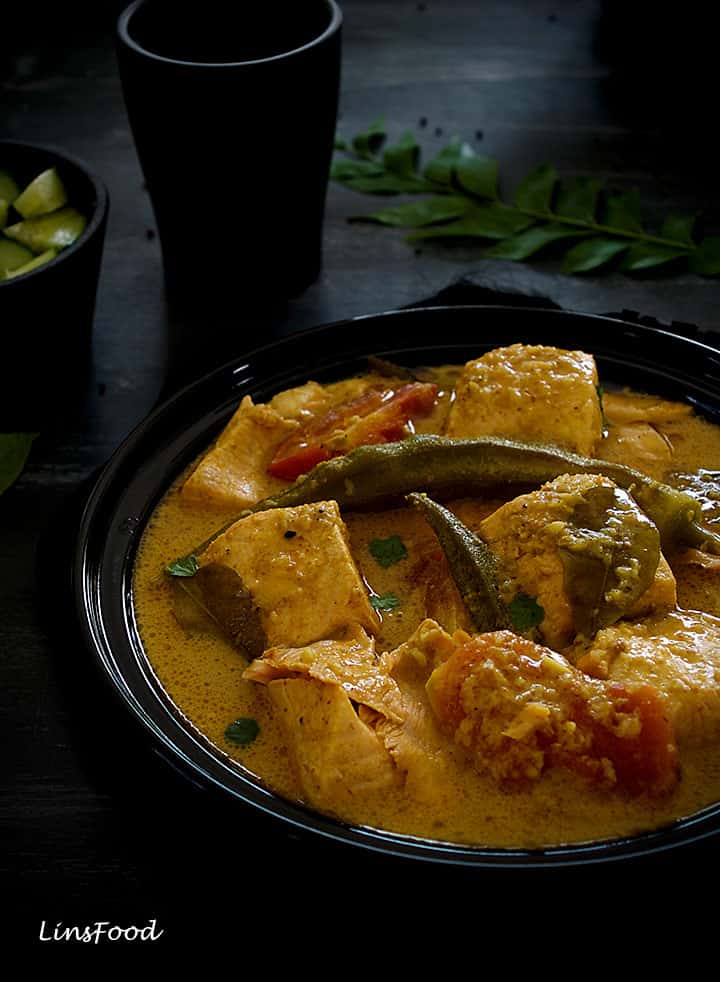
top-left (267, 381), bottom-right (439, 481)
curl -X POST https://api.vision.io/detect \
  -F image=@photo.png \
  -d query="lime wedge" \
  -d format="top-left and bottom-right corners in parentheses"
top-left (0, 169), bottom-right (20, 206)
top-left (0, 199), bottom-right (7, 229)
top-left (4, 248), bottom-right (58, 279)
top-left (13, 167), bottom-right (68, 218)
top-left (0, 238), bottom-right (34, 278)
top-left (4, 207), bottom-right (86, 252)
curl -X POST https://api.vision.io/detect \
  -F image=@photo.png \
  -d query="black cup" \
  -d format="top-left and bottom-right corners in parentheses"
top-left (116, 0), bottom-right (342, 320)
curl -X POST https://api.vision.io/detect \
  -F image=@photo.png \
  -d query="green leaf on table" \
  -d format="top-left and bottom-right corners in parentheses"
top-left (455, 154), bottom-right (499, 199)
top-left (330, 157), bottom-right (385, 182)
top-left (333, 121), bottom-right (717, 280)
top-left (689, 236), bottom-right (720, 275)
top-left (383, 131), bottom-right (421, 178)
top-left (620, 242), bottom-right (690, 271)
top-left (0, 432), bottom-right (37, 495)
top-left (225, 717), bottom-right (260, 746)
top-left (514, 163), bottom-right (558, 213)
top-left (354, 195), bottom-right (471, 228)
top-left (561, 236), bottom-right (629, 273)
top-left (555, 176), bottom-right (604, 222)
top-left (351, 117), bottom-right (387, 159)
top-left (602, 188), bottom-right (644, 233)
top-left (342, 174), bottom-right (431, 194)
top-left (423, 138), bottom-right (476, 186)
top-left (408, 202), bottom-right (535, 241)
top-left (485, 222), bottom-right (589, 260)
top-left (660, 212), bottom-right (697, 245)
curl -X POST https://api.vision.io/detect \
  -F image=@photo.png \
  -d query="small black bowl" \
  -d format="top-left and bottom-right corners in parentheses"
top-left (0, 140), bottom-right (109, 428)
top-left (73, 305), bottom-right (720, 867)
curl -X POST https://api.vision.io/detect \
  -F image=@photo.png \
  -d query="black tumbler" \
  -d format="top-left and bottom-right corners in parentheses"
top-left (116, 0), bottom-right (342, 319)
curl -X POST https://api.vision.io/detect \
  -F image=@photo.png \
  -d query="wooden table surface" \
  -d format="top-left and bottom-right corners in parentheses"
top-left (3, 0), bottom-right (718, 950)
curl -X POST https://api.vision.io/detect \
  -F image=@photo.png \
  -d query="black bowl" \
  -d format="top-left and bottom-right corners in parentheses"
top-left (0, 140), bottom-right (109, 428)
top-left (73, 304), bottom-right (720, 867)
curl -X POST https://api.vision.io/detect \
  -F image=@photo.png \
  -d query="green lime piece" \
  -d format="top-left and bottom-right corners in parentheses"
top-left (0, 200), bottom-right (7, 229)
top-left (0, 169), bottom-right (20, 206)
top-left (13, 167), bottom-right (68, 218)
top-left (0, 238), bottom-right (35, 277)
top-left (3, 207), bottom-right (86, 253)
top-left (3, 248), bottom-right (58, 279)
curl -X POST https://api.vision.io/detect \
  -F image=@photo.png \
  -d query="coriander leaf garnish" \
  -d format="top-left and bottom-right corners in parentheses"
top-left (332, 122), bottom-right (720, 277)
top-left (225, 718), bottom-right (260, 746)
top-left (369, 534), bottom-right (408, 568)
top-left (508, 592), bottom-right (545, 633)
top-left (370, 592), bottom-right (401, 612)
top-left (166, 554), bottom-right (199, 578)
top-left (0, 432), bottom-right (38, 495)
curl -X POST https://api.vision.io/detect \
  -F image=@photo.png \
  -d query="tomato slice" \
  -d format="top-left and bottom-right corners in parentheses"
top-left (267, 381), bottom-right (439, 481)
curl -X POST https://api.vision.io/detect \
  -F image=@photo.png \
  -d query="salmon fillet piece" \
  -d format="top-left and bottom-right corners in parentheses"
top-left (181, 395), bottom-right (297, 510)
top-left (199, 500), bottom-right (379, 647)
top-left (243, 626), bottom-right (404, 722)
top-left (479, 473), bottom-right (676, 649)
top-left (444, 344), bottom-right (603, 456)
top-left (572, 609), bottom-right (720, 748)
top-left (267, 677), bottom-right (401, 812)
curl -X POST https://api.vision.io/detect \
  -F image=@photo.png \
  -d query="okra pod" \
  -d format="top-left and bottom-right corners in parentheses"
top-left (406, 492), bottom-right (509, 633)
top-left (169, 434), bottom-right (720, 576)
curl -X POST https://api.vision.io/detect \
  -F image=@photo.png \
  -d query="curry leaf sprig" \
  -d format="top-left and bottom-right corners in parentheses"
top-left (331, 120), bottom-right (720, 276)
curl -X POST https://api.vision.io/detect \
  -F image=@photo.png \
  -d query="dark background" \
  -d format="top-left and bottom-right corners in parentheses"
top-left (2, 0), bottom-right (719, 950)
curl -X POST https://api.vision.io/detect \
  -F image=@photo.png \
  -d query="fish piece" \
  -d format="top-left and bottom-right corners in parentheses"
top-left (373, 619), bottom-right (470, 800)
top-left (198, 500), bottom-right (379, 647)
top-left (444, 344), bottom-right (603, 456)
top-left (243, 626), bottom-right (404, 722)
top-left (598, 422), bottom-right (673, 481)
top-left (182, 375), bottom-right (408, 511)
top-left (267, 677), bottom-right (401, 812)
top-left (479, 473), bottom-right (672, 648)
top-left (407, 492), bottom-right (508, 633)
top-left (572, 609), bottom-right (720, 747)
top-left (181, 396), bottom-right (298, 510)
top-left (602, 391), bottom-right (693, 426)
top-left (425, 629), bottom-right (678, 795)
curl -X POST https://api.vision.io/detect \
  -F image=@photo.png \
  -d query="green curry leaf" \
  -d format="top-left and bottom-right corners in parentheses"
top-left (514, 163), bottom-right (558, 213)
top-left (561, 236), bottom-right (629, 273)
top-left (455, 154), bottom-right (499, 199)
top-left (423, 138), bottom-right (476, 186)
top-left (355, 195), bottom-right (470, 228)
top-left (331, 122), bottom-right (720, 277)
top-left (383, 131), bottom-right (421, 178)
top-left (351, 117), bottom-right (387, 159)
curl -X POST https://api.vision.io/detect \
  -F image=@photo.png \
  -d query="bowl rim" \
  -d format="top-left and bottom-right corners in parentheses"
top-left (72, 303), bottom-right (720, 867)
top-left (0, 138), bottom-right (109, 287)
